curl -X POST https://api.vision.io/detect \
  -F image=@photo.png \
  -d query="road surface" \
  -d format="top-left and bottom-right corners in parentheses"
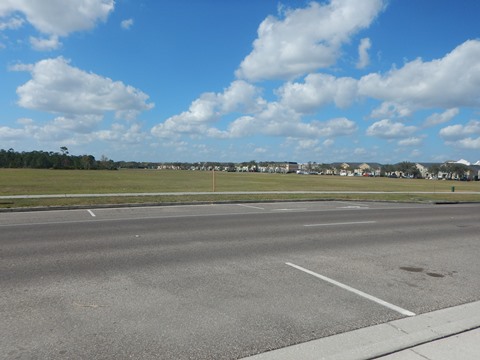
top-left (1, 201), bottom-right (479, 359)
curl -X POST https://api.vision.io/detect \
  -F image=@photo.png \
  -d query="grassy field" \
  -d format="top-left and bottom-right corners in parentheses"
top-left (1, 168), bottom-right (479, 208)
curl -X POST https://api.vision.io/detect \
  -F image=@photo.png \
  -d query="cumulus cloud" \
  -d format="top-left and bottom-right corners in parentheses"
top-left (151, 80), bottom-right (264, 138)
top-left (323, 139), bottom-right (335, 147)
top-left (356, 38), bottom-right (371, 69)
top-left (153, 79), bottom-right (358, 142)
top-left (398, 137), bottom-right (423, 146)
top-left (121, 18), bottom-right (134, 30)
top-left (439, 120), bottom-right (480, 149)
top-left (424, 108), bottom-right (459, 127)
top-left (0, 116), bottom-right (148, 146)
top-left (277, 73), bottom-right (358, 113)
top-left (369, 101), bottom-right (413, 119)
top-left (0, 0), bottom-right (114, 49)
top-left (353, 147), bottom-right (367, 155)
top-left (220, 105), bottom-right (357, 140)
top-left (359, 40), bottom-right (480, 110)
top-left (4, 57), bottom-right (153, 147)
top-left (0, 125), bottom-right (28, 140)
top-left (297, 139), bottom-right (319, 149)
top-left (0, 16), bottom-right (24, 30)
top-left (439, 120), bottom-right (480, 140)
top-left (366, 119), bottom-right (417, 139)
top-left (150, 5), bottom-right (480, 159)
top-left (273, 41), bottom-right (480, 119)
top-left (15, 57), bottom-right (154, 119)
top-left (236, 0), bottom-right (384, 81)
top-left (30, 35), bottom-right (61, 51)
top-left (94, 123), bottom-right (147, 144)
top-left (455, 137), bottom-right (480, 149)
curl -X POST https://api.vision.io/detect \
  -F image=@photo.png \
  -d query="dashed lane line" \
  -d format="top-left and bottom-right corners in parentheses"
top-left (286, 262), bottom-right (416, 317)
top-left (236, 204), bottom-right (265, 210)
top-left (304, 220), bottom-right (376, 227)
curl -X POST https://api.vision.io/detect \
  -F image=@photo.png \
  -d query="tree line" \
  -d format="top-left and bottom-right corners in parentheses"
top-left (0, 148), bottom-right (116, 170)
top-left (0, 149), bottom-right (474, 179)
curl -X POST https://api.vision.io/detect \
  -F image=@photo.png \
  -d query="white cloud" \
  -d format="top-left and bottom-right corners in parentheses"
top-left (236, 0), bottom-right (384, 81)
top-left (313, 117), bottom-right (358, 137)
top-left (151, 80), bottom-right (264, 138)
top-left (439, 120), bottom-right (480, 140)
top-left (0, 16), bottom-right (24, 30)
top-left (296, 139), bottom-right (319, 150)
top-left (369, 101), bottom-right (413, 119)
top-left (354, 147), bottom-right (367, 155)
top-left (0, 0), bottom-right (114, 49)
top-left (356, 37), bottom-right (371, 69)
top-left (94, 123), bottom-right (147, 144)
top-left (0, 126), bottom-right (27, 140)
top-left (455, 137), bottom-right (480, 149)
top-left (30, 35), bottom-right (60, 51)
top-left (366, 119), bottom-right (417, 139)
top-left (268, 39), bottom-right (480, 126)
top-left (323, 139), bottom-right (334, 147)
top-left (424, 108), bottom-right (459, 127)
top-left (253, 147), bottom-right (267, 154)
top-left (221, 105), bottom-right (357, 139)
top-left (398, 137), bottom-right (423, 146)
top-left (51, 115), bottom-right (103, 134)
top-left (16, 57), bottom-right (154, 119)
top-left (121, 18), bottom-right (134, 30)
top-left (359, 40), bottom-right (480, 110)
top-left (277, 73), bottom-right (358, 113)
top-left (4, 57), bottom-right (153, 147)
top-left (8, 63), bottom-right (34, 72)
top-left (0, 115), bottom-right (148, 146)
top-left (0, 114), bottom-right (103, 144)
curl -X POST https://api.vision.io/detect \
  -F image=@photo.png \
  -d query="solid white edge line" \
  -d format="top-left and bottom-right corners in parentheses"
top-left (87, 210), bottom-right (96, 217)
top-left (304, 220), bottom-right (376, 227)
top-left (286, 262), bottom-right (416, 317)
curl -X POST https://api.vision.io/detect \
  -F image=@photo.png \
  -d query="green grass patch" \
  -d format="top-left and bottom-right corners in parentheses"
top-left (1, 168), bottom-right (479, 209)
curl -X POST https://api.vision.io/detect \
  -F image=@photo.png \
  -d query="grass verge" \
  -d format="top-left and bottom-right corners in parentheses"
top-left (1, 169), bottom-right (479, 209)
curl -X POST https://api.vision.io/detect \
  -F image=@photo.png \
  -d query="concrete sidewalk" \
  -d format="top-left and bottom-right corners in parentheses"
top-left (379, 328), bottom-right (480, 359)
top-left (242, 300), bottom-right (480, 360)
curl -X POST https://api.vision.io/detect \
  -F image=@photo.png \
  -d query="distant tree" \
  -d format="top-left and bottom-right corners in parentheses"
top-left (396, 161), bottom-right (420, 178)
top-left (80, 155), bottom-right (97, 170)
top-left (428, 164), bottom-right (441, 178)
top-left (381, 164), bottom-right (396, 176)
top-left (441, 163), bottom-right (469, 179)
top-left (0, 148), bottom-right (106, 170)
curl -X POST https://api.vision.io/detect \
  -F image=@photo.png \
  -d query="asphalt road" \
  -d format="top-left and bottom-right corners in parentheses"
top-left (1, 201), bottom-right (479, 359)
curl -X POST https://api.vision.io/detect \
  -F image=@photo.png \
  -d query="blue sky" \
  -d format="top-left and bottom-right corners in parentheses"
top-left (1, 0), bottom-right (480, 164)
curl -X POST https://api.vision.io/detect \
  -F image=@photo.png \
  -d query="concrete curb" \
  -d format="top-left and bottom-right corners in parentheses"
top-left (242, 301), bottom-right (480, 360)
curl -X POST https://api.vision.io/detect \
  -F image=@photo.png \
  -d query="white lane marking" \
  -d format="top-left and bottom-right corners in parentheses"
top-left (274, 208), bottom-right (307, 211)
top-left (286, 262), bottom-right (416, 317)
top-left (304, 220), bottom-right (376, 227)
top-left (339, 205), bottom-right (367, 209)
top-left (87, 210), bottom-right (96, 217)
top-left (237, 204), bottom-right (265, 210)
top-left (337, 201), bottom-right (368, 207)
